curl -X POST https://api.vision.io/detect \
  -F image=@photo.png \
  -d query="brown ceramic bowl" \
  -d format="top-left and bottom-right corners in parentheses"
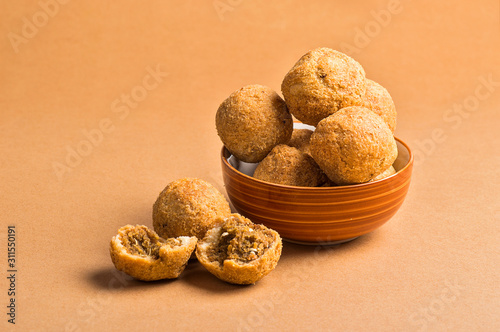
top-left (220, 128), bottom-right (413, 245)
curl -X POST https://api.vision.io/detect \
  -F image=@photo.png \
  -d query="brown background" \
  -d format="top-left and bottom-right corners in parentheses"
top-left (1, 0), bottom-right (499, 331)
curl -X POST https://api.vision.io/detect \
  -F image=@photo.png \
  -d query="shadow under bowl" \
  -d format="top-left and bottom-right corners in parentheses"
top-left (220, 138), bottom-right (413, 244)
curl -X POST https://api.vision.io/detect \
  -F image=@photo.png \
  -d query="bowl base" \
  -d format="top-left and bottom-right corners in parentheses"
top-left (283, 236), bottom-right (359, 246)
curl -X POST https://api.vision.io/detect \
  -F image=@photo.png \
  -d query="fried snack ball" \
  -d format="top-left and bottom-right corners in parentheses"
top-left (216, 84), bottom-right (293, 163)
top-left (281, 47), bottom-right (366, 126)
top-left (253, 144), bottom-right (328, 187)
top-left (310, 106), bottom-right (398, 185)
top-left (362, 79), bottom-right (397, 132)
top-left (196, 214), bottom-right (282, 285)
top-left (287, 128), bottom-right (313, 155)
top-left (370, 166), bottom-right (396, 182)
top-left (110, 225), bottom-right (197, 281)
top-left (153, 178), bottom-right (231, 240)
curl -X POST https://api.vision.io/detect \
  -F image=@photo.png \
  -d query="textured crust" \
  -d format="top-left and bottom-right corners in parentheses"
top-left (370, 165), bottom-right (396, 182)
top-left (310, 106), bottom-right (398, 185)
top-left (216, 84), bottom-right (293, 163)
top-left (153, 178), bottom-right (231, 240)
top-left (281, 47), bottom-right (366, 126)
top-left (253, 144), bottom-right (328, 187)
top-left (109, 225), bottom-right (197, 281)
top-left (287, 128), bottom-right (313, 155)
top-left (196, 214), bottom-right (282, 285)
top-left (362, 79), bottom-right (397, 132)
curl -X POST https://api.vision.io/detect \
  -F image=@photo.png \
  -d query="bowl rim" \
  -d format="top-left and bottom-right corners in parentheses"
top-left (220, 137), bottom-right (413, 191)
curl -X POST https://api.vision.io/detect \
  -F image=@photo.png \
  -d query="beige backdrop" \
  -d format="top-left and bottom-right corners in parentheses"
top-left (1, 0), bottom-right (499, 331)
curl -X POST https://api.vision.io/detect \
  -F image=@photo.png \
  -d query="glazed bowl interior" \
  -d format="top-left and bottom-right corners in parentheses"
top-left (220, 133), bottom-right (413, 245)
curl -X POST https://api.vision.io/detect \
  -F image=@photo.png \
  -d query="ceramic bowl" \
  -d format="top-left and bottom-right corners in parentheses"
top-left (220, 130), bottom-right (413, 245)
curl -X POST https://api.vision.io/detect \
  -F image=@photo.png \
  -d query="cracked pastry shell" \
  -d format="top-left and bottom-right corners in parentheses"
top-left (196, 214), bottom-right (282, 285)
top-left (110, 224), bottom-right (197, 281)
